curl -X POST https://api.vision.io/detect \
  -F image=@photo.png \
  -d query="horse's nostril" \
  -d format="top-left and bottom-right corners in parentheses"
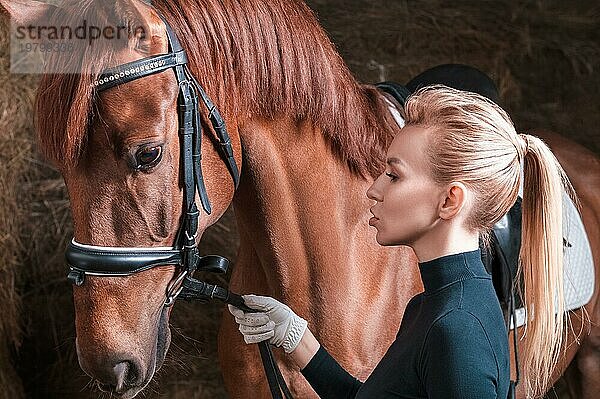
top-left (124, 361), bottom-right (140, 386)
top-left (87, 358), bottom-right (144, 394)
top-left (113, 360), bottom-right (142, 392)
top-left (113, 361), bottom-right (129, 392)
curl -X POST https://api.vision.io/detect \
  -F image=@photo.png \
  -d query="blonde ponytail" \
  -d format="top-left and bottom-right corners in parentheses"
top-left (403, 86), bottom-right (578, 398)
top-left (518, 133), bottom-right (574, 398)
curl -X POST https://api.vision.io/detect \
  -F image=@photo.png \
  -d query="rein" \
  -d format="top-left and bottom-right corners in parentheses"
top-left (64, 10), bottom-right (292, 399)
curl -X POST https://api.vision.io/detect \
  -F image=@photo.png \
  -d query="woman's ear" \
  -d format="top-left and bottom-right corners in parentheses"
top-left (438, 182), bottom-right (469, 220)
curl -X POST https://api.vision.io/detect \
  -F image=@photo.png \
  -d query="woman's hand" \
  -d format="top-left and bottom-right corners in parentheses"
top-left (228, 294), bottom-right (308, 354)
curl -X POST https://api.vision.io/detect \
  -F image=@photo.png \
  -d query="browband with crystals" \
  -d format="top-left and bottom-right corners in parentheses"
top-left (92, 50), bottom-right (188, 91)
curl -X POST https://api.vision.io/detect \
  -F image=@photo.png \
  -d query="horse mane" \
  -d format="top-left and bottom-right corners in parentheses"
top-left (37, 0), bottom-right (394, 178)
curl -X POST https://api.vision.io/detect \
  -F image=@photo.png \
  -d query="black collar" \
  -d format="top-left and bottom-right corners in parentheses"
top-left (418, 249), bottom-right (490, 295)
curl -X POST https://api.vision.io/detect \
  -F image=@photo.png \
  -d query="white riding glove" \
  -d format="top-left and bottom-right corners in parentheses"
top-left (228, 294), bottom-right (308, 354)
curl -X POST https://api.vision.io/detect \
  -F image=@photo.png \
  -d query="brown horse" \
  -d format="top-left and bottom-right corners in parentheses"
top-left (2, 0), bottom-right (598, 398)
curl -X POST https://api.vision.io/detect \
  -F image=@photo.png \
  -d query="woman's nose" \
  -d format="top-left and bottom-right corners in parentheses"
top-left (367, 179), bottom-right (382, 202)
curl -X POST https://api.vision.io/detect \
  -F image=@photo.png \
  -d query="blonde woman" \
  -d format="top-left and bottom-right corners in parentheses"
top-left (229, 86), bottom-right (572, 398)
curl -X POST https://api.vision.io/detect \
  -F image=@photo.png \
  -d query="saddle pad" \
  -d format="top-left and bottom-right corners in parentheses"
top-left (512, 188), bottom-right (595, 328)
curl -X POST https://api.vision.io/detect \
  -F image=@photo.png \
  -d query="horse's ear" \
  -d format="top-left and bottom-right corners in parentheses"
top-left (114, 0), bottom-right (164, 53)
top-left (0, 0), bottom-right (57, 25)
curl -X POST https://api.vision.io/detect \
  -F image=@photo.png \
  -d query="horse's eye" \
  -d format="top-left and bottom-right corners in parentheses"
top-left (135, 146), bottom-right (163, 170)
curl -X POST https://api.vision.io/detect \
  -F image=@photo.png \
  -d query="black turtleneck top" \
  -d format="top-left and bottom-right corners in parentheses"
top-left (301, 249), bottom-right (510, 398)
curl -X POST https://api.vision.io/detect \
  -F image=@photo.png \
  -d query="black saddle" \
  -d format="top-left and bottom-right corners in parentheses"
top-left (377, 63), bottom-right (500, 107)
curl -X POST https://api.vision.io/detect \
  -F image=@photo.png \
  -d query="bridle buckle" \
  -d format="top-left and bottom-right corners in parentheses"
top-left (164, 269), bottom-right (189, 307)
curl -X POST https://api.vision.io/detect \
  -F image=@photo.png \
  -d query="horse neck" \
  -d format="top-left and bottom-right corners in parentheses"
top-left (231, 112), bottom-right (420, 325)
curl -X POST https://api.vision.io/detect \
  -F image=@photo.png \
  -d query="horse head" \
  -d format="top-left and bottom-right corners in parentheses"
top-left (1, 0), bottom-right (242, 397)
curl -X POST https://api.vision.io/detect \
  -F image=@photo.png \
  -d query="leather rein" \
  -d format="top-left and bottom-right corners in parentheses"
top-left (64, 11), bottom-right (293, 399)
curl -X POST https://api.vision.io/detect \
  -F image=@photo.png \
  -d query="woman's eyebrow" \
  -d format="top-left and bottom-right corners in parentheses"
top-left (386, 157), bottom-right (405, 168)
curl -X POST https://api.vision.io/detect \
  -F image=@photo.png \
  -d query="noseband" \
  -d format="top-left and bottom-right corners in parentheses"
top-left (65, 13), bottom-right (239, 306)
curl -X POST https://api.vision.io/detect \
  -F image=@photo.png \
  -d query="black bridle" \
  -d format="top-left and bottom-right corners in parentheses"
top-left (66, 12), bottom-right (239, 305)
top-left (64, 11), bottom-right (292, 399)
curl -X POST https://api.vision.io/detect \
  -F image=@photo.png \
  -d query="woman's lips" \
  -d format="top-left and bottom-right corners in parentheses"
top-left (369, 209), bottom-right (379, 226)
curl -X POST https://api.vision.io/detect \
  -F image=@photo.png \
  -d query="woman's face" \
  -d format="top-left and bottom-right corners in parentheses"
top-left (367, 125), bottom-right (445, 247)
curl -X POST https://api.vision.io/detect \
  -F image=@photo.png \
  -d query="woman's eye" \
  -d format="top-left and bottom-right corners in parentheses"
top-left (386, 172), bottom-right (398, 181)
top-left (135, 146), bottom-right (163, 170)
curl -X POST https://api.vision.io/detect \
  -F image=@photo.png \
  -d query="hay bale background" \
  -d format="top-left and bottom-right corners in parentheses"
top-left (0, 11), bottom-right (27, 399)
top-left (0, 1), bottom-right (598, 398)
